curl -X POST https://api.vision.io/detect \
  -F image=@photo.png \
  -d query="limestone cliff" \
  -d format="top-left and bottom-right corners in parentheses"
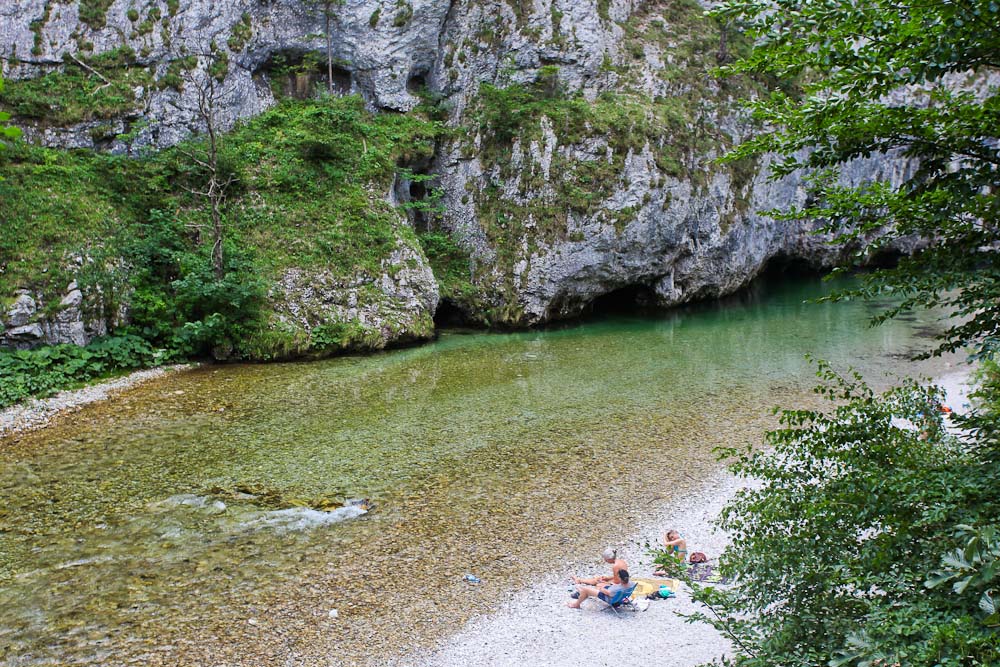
top-left (0, 0), bottom-right (909, 350)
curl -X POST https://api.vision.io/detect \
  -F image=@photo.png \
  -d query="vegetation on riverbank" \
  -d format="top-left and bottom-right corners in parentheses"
top-left (0, 94), bottom-right (444, 406)
top-left (0, 335), bottom-right (160, 409)
top-left (660, 364), bottom-right (1000, 667)
top-left (652, 0), bottom-right (1000, 665)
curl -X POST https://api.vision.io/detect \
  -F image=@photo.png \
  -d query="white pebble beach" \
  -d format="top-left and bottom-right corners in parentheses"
top-left (0, 364), bottom-right (190, 437)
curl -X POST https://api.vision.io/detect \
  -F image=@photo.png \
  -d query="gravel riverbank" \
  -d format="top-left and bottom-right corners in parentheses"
top-left (401, 469), bottom-right (744, 667)
top-left (0, 365), bottom-right (191, 438)
top-left (403, 367), bottom-right (976, 667)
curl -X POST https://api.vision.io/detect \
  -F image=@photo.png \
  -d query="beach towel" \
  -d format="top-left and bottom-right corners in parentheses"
top-left (631, 577), bottom-right (680, 597)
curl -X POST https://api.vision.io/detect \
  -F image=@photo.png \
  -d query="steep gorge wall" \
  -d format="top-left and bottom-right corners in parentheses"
top-left (0, 0), bottom-right (908, 351)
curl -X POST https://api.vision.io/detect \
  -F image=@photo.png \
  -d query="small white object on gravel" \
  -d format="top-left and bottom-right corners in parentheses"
top-left (0, 364), bottom-right (190, 438)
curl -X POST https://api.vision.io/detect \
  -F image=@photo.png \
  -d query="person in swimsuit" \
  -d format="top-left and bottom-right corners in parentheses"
top-left (654, 529), bottom-right (687, 575)
top-left (567, 569), bottom-right (631, 609)
top-left (663, 529), bottom-right (687, 561)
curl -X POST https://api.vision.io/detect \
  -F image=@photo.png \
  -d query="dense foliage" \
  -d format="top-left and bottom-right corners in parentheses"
top-left (0, 95), bottom-right (441, 403)
top-left (666, 0), bottom-right (1000, 665)
top-left (668, 364), bottom-right (1000, 666)
top-left (0, 335), bottom-right (159, 409)
top-left (713, 0), bottom-right (1000, 359)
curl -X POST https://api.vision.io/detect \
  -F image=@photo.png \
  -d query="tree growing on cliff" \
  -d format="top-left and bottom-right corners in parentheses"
top-left (174, 55), bottom-right (237, 281)
top-left (304, 0), bottom-right (345, 95)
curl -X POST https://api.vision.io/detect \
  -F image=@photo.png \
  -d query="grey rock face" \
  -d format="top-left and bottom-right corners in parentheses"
top-left (424, 0), bottom-right (919, 324)
top-left (1, 283), bottom-right (109, 349)
top-left (2, 0), bottom-right (921, 339)
top-left (2, 0), bottom-right (451, 148)
top-left (270, 241), bottom-right (439, 353)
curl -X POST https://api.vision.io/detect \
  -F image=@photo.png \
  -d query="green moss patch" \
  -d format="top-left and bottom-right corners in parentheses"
top-left (0, 48), bottom-right (152, 125)
top-left (78, 0), bottom-right (115, 29)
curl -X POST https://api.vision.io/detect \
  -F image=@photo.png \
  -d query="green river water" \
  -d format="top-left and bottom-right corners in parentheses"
top-left (0, 277), bottom-right (954, 666)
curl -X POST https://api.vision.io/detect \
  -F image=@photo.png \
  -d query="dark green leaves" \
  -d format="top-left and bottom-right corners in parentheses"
top-left (0, 335), bottom-right (159, 409)
top-left (695, 363), bottom-right (1000, 667)
top-left (711, 0), bottom-right (1000, 359)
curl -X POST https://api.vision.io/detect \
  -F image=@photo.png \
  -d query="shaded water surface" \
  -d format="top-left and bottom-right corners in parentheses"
top-left (0, 278), bottom-right (952, 665)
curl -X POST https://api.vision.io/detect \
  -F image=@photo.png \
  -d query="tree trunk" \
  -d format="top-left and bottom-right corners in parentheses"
top-left (202, 77), bottom-right (225, 280)
top-left (717, 22), bottom-right (730, 64)
top-left (211, 191), bottom-right (224, 280)
top-left (325, 5), bottom-right (333, 94)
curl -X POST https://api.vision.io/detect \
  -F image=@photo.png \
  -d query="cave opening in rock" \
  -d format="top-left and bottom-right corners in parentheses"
top-left (433, 299), bottom-right (468, 328)
top-left (409, 179), bottom-right (427, 199)
top-left (864, 248), bottom-right (904, 269)
top-left (586, 284), bottom-right (658, 317)
top-left (407, 179), bottom-right (430, 230)
top-left (407, 71), bottom-right (428, 94)
top-left (394, 155), bottom-right (437, 232)
top-left (328, 65), bottom-right (353, 94)
top-left (254, 50), bottom-right (353, 99)
top-left (760, 253), bottom-right (822, 281)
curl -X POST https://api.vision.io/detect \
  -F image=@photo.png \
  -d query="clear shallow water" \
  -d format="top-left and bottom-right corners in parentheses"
top-left (0, 277), bottom-right (953, 665)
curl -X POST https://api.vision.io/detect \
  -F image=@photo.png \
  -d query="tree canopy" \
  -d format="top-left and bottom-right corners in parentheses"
top-left (714, 0), bottom-right (1000, 359)
top-left (663, 1), bottom-right (1000, 665)
top-left (676, 363), bottom-right (1000, 666)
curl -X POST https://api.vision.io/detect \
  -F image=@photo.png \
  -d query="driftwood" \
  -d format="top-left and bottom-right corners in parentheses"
top-left (68, 53), bottom-right (113, 94)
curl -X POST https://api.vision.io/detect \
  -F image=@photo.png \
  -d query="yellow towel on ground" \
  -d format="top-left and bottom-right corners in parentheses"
top-left (631, 577), bottom-right (680, 597)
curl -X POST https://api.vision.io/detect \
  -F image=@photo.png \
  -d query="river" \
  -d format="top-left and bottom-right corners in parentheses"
top-left (0, 276), bottom-right (956, 665)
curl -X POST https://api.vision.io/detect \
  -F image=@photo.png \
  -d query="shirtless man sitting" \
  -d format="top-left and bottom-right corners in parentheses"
top-left (572, 547), bottom-right (628, 586)
top-left (567, 569), bottom-right (631, 609)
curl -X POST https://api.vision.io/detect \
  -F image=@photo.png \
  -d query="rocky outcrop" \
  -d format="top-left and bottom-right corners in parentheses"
top-left (1, 0), bottom-right (450, 149)
top-left (270, 242), bottom-right (439, 353)
top-left (1, 0), bottom-right (917, 341)
top-left (1, 282), bottom-right (110, 349)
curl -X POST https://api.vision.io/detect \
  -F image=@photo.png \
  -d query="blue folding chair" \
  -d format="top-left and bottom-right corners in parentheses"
top-left (597, 583), bottom-right (638, 614)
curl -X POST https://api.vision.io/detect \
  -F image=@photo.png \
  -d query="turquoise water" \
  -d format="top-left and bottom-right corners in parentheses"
top-left (0, 277), bottom-right (950, 665)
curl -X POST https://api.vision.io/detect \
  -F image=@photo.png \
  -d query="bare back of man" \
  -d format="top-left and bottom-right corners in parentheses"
top-left (572, 550), bottom-right (628, 586)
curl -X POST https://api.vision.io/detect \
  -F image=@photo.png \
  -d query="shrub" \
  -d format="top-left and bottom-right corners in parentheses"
top-left (0, 335), bottom-right (159, 409)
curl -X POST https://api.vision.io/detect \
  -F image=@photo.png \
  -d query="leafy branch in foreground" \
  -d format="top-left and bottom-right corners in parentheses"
top-left (692, 361), bottom-right (1000, 667)
top-left (711, 0), bottom-right (1000, 359)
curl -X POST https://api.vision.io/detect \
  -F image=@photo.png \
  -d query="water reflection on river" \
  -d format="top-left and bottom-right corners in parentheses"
top-left (0, 277), bottom-right (955, 665)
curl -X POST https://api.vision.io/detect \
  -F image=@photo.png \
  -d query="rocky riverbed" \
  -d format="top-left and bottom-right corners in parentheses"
top-left (0, 364), bottom-right (191, 438)
top-left (0, 279), bottom-right (965, 666)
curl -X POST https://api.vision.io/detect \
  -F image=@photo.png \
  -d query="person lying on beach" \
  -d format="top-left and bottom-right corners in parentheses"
top-left (567, 569), bottom-right (631, 609)
top-left (571, 547), bottom-right (628, 586)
